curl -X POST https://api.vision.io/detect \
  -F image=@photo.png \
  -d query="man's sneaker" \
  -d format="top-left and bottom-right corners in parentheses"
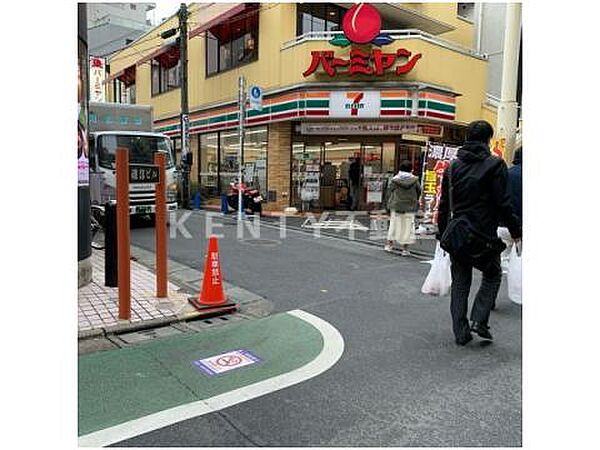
top-left (455, 333), bottom-right (473, 346)
top-left (471, 321), bottom-right (493, 340)
top-left (384, 245), bottom-right (393, 252)
top-left (401, 249), bottom-right (411, 256)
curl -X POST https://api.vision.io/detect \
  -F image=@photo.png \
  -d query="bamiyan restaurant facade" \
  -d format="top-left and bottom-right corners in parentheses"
top-left (108, 3), bottom-right (496, 212)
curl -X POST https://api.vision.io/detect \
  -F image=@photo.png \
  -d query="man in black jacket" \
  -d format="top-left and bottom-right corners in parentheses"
top-left (349, 157), bottom-right (362, 211)
top-left (437, 121), bottom-right (522, 345)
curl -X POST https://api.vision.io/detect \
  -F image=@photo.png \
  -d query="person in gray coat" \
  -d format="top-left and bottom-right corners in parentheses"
top-left (384, 161), bottom-right (421, 255)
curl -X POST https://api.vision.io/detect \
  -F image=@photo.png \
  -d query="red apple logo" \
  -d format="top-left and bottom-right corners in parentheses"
top-left (342, 3), bottom-right (381, 44)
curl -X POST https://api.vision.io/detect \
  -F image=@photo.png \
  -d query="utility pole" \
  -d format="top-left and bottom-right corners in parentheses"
top-left (238, 76), bottom-right (246, 222)
top-left (496, 3), bottom-right (521, 164)
top-left (178, 3), bottom-right (191, 209)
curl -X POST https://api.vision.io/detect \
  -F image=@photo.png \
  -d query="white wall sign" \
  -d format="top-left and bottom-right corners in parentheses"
top-left (300, 122), bottom-right (444, 136)
top-left (89, 56), bottom-right (106, 103)
top-left (329, 91), bottom-right (381, 118)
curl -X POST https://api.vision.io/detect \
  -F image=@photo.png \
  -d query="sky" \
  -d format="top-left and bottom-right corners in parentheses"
top-left (149, 2), bottom-right (181, 26)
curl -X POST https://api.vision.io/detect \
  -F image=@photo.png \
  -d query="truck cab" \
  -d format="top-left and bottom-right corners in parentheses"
top-left (89, 131), bottom-right (178, 217)
top-left (88, 102), bottom-right (178, 219)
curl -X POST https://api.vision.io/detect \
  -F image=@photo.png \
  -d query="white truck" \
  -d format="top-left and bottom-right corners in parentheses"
top-left (88, 102), bottom-right (178, 219)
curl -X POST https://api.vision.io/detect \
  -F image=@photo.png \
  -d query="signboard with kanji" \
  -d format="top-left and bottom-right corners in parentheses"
top-left (300, 122), bottom-right (444, 137)
top-left (129, 164), bottom-right (160, 184)
top-left (302, 4), bottom-right (422, 78)
top-left (303, 48), bottom-right (422, 78)
top-left (420, 143), bottom-right (459, 225)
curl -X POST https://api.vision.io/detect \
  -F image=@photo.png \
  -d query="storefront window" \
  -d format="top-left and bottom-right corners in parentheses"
top-left (324, 142), bottom-right (361, 177)
top-left (151, 48), bottom-right (181, 96)
top-left (241, 127), bottom-right (268, 192)
top-left (205, 6), bottom-right (259, 76)
top-left (382, 142), bottom-right (396, 175)
top-left (113, 79), bottom-right (136, 104)
top-left (219, 130), bottom-right (240, 192)
top-left (397, 143), bottom-right (425, 177)
top-left (363, 144), bottom-right (382, 174)
top-left (197, 126), bottom-right (267, 197)
top-left (291, 140), bottom-right (396, 210)
top-left (199, 133), bottom-right (219, 202)
top-left (206, 31), bottom-right (219, 75)
top-left (323, 142), bottom-right (360, 210)
top-left (296, 3), bottom-right (346, 35)
top-left (292, 142), bottom-right (322, 208)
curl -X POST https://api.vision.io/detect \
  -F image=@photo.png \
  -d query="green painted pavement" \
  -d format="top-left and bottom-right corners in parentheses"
top-left (78, 312), bottom-right (323, 436)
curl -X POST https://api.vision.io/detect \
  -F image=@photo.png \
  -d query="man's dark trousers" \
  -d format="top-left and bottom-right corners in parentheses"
top-left (450, 253), bottom-right (502, 339)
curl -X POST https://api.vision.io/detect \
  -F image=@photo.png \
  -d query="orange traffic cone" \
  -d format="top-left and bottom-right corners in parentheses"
top-left (188, 235), bottom-right (238, 316)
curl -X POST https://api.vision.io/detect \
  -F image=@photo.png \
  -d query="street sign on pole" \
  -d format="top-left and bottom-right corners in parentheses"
top-left (249, 85), bottom-right (263, 111)
top-left (181, 113), bottom-right (190, 144)
top-left (238, 76), bottom-right (246, 222)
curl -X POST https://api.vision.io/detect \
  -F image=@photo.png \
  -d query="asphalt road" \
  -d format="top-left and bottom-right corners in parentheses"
top-left (121, 210), bottom-right (522, 446)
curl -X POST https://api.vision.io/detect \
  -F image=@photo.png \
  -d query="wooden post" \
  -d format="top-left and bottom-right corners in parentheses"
top-left (154, 152), bottom-right (168, 298)
top-left (116, 147), bottom-right (131, 320)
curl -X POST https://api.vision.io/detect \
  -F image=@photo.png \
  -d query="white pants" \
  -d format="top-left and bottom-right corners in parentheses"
top-left (387, 212), bottom-right (416, 245)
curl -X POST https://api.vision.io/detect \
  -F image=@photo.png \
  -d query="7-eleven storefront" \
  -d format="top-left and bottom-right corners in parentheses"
top-left (154, 84), bottom-right (465, 212)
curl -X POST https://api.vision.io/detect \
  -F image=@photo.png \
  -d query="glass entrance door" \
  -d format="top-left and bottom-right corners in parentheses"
top-left (291, 139), bottom-right (400, 211)
top-left (323, 142), bottom-right (361, 209)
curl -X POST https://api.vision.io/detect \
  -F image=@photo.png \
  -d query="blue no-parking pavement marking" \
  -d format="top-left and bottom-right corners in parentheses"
top-left (192, 349), bottom-right (262, 377)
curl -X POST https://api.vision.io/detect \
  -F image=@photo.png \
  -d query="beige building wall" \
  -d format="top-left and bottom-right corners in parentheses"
top-left (107, 3), bottom-right (494, 210)
top-left (265, 122), bottom-right (292, 211)
top-left (110, 3), bottom-right (485, 124)
top-left (403, 3), bottom-right (475, 48)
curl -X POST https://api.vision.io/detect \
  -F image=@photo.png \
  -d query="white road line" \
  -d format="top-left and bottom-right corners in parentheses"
top-left (78, 309), bottom-right (345, 447)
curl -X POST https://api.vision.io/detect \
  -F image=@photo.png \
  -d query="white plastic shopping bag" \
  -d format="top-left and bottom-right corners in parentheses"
top-left (507, 246), bottom-right (522, 305)
top-left (421, 243), bottom-right (452, 296)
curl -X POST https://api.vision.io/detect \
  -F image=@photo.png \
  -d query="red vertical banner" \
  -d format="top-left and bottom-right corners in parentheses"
top-left (420, 143), bottom-right (459, 225)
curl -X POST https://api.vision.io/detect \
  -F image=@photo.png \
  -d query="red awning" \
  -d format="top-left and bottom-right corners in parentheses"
top-left (136, 43), bottom-right (180, 68)
top-left (209, 7), bottom-right (258, 42)
top-left (105, 65), bottom-right (136, 86)
top-left (188, 3), bottom-right (246, 39)
top-left (119, 65), bottom-right (136, 86)
top-left (155, 45), bottom-right (180, 69)
top-left (136, 43), bottom-right (179, 66)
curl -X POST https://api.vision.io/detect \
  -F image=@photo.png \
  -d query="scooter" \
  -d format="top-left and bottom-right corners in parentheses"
top-left (226, 181), bottom-right (263, 215)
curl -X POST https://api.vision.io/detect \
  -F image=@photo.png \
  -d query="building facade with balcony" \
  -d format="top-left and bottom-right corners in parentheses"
top-left (108, 3), bottom-right (495, 212)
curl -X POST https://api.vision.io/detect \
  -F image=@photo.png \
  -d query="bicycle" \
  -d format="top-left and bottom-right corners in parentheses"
top-left (90, 204), bottom-right (106, 250)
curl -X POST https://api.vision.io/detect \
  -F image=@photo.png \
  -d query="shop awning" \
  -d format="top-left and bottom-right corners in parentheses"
top-left (136, 43), bottom-right (180, 68)
top-left (188, 3), bottom-right (247, 39)
top-left (105, 64), bottom-right (136, 86)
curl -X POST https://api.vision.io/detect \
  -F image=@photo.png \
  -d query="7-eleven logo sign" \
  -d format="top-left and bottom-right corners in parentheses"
top-left (346, 92), bottom-right (365, 116)
top-left (330, 91), bottom-right (381, 118)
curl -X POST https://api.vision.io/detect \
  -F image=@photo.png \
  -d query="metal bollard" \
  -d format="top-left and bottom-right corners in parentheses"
top-left (104, 201), bottom-right (118, 287)
top-left (194, 191), bottom-right (201, 210)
